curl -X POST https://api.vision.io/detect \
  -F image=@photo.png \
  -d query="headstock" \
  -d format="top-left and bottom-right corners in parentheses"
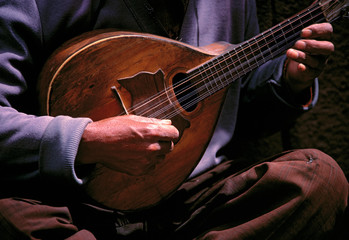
top-left (319, 0), bottom-right (349, 22)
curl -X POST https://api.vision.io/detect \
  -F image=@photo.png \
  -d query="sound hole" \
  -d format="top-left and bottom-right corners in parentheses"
top-left (172, 73), bottom-right (198, 112)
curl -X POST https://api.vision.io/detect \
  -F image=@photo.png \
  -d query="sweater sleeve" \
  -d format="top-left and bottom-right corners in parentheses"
top-left (0, 0), bottom-right (92, 191)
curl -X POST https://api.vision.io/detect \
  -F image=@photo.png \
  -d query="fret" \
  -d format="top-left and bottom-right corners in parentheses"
top-left (265, 29), bottom-right (279, 59)
top-left (248, 38), bottom-right (262, 67)
top-left (279, 24), bottom-right (289, 45)
top-left (271, 25), bottom-right (293, 57)
top-left (209, 58), bottom-right (220, 91)
top-left (272, 25), bottom-right (287, 47)
top-left (212, 57), bottom-right (227, 90)
top-left (311, 8), bottom-right (327, 23)
top-left (221, 53), bottom-right (235, 80)
top-left (299, 9), bottom-right (313, 27)
top-left (253, 37), bottom-right (266, 66)
top-left (231, 49), bottom-right (244, 77)
top-left (226, 51), bottom-right (241, 80)
top-left (242, 40), bottom-right (259, 71)
top-left (215, 54), bottom-right (232, 88)
top-left (282, 19), bottom-right (303, 49)
top-left (205, 62), bottom-right (215, 93)
top-left (280, 21), bottom-right (298, 45)
top-left (241, 44), bottom-right (252, 71)
top-left (257, 32), bottom-right (274, 60)
top-left (200, 63), bottom-right (214, 95)
top-left (296, 14), bottom-right (306, 29)
top-left (232, 46), bottom-right (249, 76)
top-left (289, 18), bottom-right (303, 35)
top-left (206, 59), bottom-right (220, 93)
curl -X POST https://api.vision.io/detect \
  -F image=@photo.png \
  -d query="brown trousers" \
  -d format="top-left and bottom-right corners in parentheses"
top-left (0, 149), bottom-right (348, 240)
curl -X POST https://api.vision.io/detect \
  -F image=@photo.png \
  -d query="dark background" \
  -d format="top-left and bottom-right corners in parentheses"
top-left (250, 0), bottom-right (349, 237)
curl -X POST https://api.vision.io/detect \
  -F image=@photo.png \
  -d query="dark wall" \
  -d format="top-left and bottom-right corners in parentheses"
top-left (251, 0), bottom-right (349, 178)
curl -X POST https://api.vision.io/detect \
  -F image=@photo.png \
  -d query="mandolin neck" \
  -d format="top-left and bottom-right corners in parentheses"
top-left (187, 1), bottom-right (328, 97)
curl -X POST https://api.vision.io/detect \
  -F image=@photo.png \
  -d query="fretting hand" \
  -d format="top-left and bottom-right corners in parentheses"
top-left (284, 23), bottom-right (335, 93)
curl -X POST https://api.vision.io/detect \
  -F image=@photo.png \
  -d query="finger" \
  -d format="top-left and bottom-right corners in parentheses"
top-left (158, 140), bottom-right (174, 153)
top-left (156, 124), bottom-right (180, 141)
top-left (293, 62), bottom-right (323, 80)
top-left (286, 49), bottom-right (328, 70)
top-left (128, 114), bottom-right (173, 125)
top-left (147, 141), bottom-right (174, 155)
top-left (292, 39), bottom-right (334, 56)
top-left (149, 118), bottom-right (173, 125)
top-left (301, 23), bottom-right (333, 40)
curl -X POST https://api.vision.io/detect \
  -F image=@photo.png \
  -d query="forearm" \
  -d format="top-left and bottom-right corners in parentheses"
top-left (0, 106), bottom-right (92, 186)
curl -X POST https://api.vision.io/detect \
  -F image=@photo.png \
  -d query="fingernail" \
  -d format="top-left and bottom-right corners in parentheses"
top-left (295, 41), bottom-right (306, 50)
top-left (161, 119), bottom-right (172, 124)
top-left (302, 29), bottom-right (312, 37)
top-left (287, 49), bottom-right (299, 58)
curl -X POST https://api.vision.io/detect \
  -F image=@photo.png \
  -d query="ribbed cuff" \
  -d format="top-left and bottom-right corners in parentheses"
top-left (39, 116), bottom-right (92, 186)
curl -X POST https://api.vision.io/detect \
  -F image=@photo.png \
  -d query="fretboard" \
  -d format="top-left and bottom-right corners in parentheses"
top-left (188, 2), bottom-right (326, 100)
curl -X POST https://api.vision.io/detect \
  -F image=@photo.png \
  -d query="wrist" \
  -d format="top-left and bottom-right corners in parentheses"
top-left (76, 122), bottom-right (98, 166)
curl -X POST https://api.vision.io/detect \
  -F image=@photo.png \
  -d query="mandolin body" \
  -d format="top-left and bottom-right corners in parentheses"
top-left (38, 30), bottom-right (231, 211)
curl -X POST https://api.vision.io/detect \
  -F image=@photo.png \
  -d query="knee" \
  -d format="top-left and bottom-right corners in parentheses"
top-left (273, 149), bottom-right (348, 235)
top-left (293, 149), bottom-right (348, 216)
top-left (275, 149), bottom-right (348, 213)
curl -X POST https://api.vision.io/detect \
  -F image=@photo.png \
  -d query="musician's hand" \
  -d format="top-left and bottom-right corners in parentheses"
top-left (284, 23), bottom-right (334, 93)
top-left (76, 115), bottom-right (179, 176)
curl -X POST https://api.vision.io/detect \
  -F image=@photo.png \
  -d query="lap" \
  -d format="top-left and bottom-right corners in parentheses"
top-left (0, 149), bottom-right (347, 240)
top-left (163, 149), bottom-right (348, 239)
top-left (0, 198), bottom-right (96, 240)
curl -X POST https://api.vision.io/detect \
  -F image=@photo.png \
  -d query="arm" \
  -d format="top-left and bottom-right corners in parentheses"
top-left (0, 1), bottom-right (95, 190)
top-left (236, 22), bottom-right (334, 138)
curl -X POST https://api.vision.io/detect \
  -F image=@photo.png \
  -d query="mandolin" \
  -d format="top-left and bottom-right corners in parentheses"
top-left (38, 0), bottom-right (348, 211)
